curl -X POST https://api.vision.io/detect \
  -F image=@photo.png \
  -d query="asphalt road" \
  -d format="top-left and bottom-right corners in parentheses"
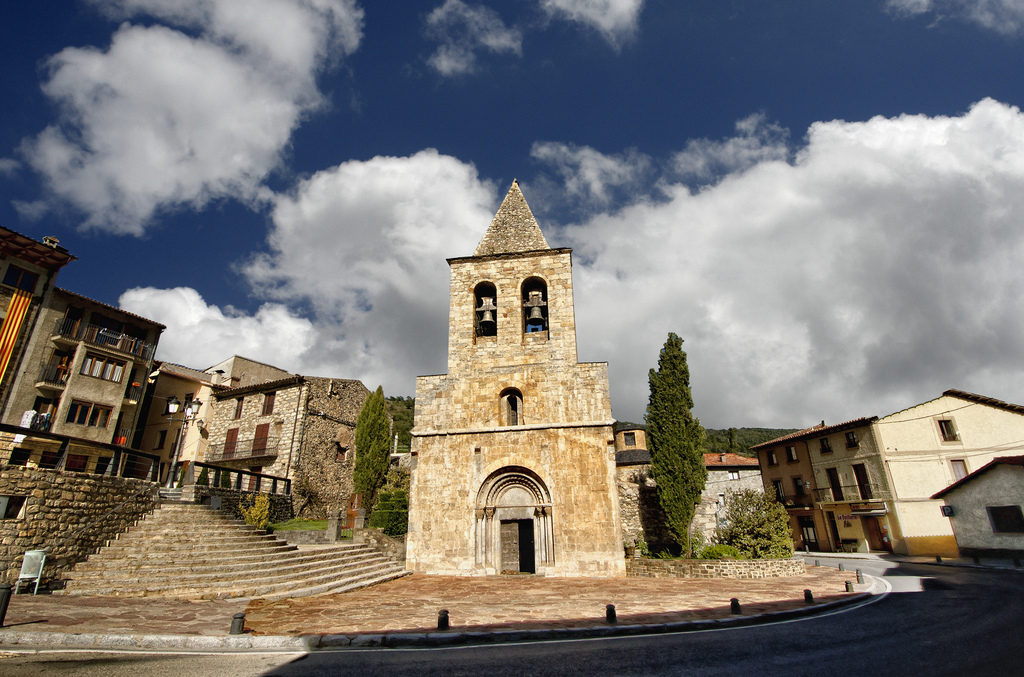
top-left (266, 561), bottom-right (1024, 677)
top-left (2, 561), bottom-right (1021, 676)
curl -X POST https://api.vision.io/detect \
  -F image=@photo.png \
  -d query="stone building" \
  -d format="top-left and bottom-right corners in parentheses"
top-left (614, 425), bottom-right (762, 552)
top-left (406, 181), bottom-right (623, 577)
top-left (202, 356), bottom-right (372, 518)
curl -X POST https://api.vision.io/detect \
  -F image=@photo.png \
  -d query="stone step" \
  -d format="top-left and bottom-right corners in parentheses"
top-left (66, 549), bottom-right (386, 585)
top-left (261, 568), bottom-right (411, 601)
top-left (95, 537), bottom-right (291, 554)
top-left (63, 560), bottom-right (407, 600)
top-left (71, 542), bottom-right (371, 573)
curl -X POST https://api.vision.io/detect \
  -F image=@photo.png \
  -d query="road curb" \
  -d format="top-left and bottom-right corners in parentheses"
top-left (0, 585), bottom-right (879, 652)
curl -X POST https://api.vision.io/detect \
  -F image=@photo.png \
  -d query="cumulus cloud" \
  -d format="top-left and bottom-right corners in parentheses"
top-left (119, 286), bottom-right (317, 371)
top-left (0, 158), bottom-right (19, 178)
top-left (886, 0), bottom-right (1024, 33)
top-left (539, 0), bottom-right (644, 47)
top-left (21, 0), bottom-right (364, 235)
top-left (562, 98), bottom-right (1024, 426)
top-left (424, 0), bottom-right (522, 76)
top-left (531, 142), bottom-right (651, 206)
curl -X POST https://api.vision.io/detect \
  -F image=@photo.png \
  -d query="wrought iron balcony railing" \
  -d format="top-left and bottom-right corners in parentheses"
top-left (37, 363), bottom-right (69, 388)
top-left (207, 437), bottom-right (280, 462)
top-left (814, 484), bottom-right (891, 503)
top-left (52, 318), bottom-right (156, 361)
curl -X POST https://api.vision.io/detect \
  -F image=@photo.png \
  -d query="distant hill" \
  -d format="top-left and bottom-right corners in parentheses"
top-left (614, 421), bottom-right (797, 458)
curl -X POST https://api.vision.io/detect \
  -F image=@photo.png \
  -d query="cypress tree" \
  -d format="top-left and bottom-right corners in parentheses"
top-left (645, 333), bottom-right (707, 554)
top-left (353, 386), bottom-right (391, 512)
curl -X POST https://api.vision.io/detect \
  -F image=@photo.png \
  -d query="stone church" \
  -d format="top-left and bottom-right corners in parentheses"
top-left (406, 181), bottom-right (624, 577)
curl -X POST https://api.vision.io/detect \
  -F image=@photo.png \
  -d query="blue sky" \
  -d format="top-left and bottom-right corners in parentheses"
top-left (3, 0), bottom-right (1024, 428)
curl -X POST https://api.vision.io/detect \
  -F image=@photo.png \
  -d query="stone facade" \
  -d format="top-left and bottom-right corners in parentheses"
top-left (407, 182), bottom-right (623, 577)
top-left (0, 466), bottom-right (156, 589)
top-left (626, 556), bottom-right (806, 579)
top-left (204, 369), bottom-right (371, 519)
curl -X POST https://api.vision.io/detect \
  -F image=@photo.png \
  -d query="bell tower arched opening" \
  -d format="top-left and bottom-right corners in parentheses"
top-left (474, 282), bottom-right (497, 338)
top-left (521, 277), bottom-right (548, 336)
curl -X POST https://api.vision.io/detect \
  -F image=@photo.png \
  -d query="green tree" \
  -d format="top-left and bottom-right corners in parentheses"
top-left (718, 488), bottom-right (794, 559)
top-left (644, 332), bottom-right (707, 553)
top-left (354, 386), bottom-right (391, 512)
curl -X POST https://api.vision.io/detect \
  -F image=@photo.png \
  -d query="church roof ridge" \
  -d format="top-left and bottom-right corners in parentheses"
top-left (473, 180), bottom-right (550, 256)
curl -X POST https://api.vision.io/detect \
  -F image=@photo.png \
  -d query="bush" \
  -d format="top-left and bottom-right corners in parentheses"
top-left (219, 469), bottom-right (232, 489)
top-left (699, 544), bottom-right (744, 560)
top-left (717, 488), bottom-right (794, 559)
top-left (241, 493), bottom-right (271, 530)
top-left (196, 467), bottom-right (209, 486)
top-left (367, 489), bottom-right (409, 537)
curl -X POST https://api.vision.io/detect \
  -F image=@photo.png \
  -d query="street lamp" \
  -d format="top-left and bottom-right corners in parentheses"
top-left (164, 395), bottom-right (202, 488)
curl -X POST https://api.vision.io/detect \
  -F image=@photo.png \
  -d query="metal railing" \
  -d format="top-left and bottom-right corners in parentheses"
top-left (207, 438), bottom-right (280, 462)
top-left (814, 484), bottom-right (891, 503)
top-left (123, 382), bottom-right (144, 403)
top-left (1, 423), bottom-right (161, 482)
top-left (52, 318), bottom-right (156, 361)
top-left (186, 460), bottom-right (291, 495)
top-left (778, 493), bottom-right (815, 507)
top-left (37, 364), bottom-right (69, 388)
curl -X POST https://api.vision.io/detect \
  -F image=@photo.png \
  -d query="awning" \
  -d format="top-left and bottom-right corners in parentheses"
top-left (851, 507), bottom-right (888, 516)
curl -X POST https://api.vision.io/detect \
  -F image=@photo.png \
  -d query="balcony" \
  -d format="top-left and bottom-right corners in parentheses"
top-left (777, 493), bottom-right (815, 508)
top-left (52, 318), bottom-right (156, 361)
top-left (207, 437), bottom-right (280, 462)
top-left (36, 363), bottom-right (69, 390)
top-left (814, 484), bottom-right (891, 503)
top-left (123, 382), bottom-right (144, 404)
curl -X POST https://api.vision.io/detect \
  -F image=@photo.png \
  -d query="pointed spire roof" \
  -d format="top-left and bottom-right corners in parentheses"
top-left (474, 180), bottom-right (550, 257)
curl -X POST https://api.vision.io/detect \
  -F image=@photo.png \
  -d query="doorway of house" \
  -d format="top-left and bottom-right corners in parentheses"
top-left (798, 515), bottom-right (820, 551)
top-left (500, 519), bottom-right (536, 574)
top-left (862, 516), bottom-right (892, 552)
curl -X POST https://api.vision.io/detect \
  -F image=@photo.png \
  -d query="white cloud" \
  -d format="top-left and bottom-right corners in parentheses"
top-left (672, 113), bottom-right (789, 184)
top-left (128, 150), bottom-right (493, 394)
top-left (561, 98), bottom-right (1024, 426)
top-left (21, 0), bottom-right (363, 235)
top-left (0, 158), bottom-right (19, 178)
top-left (539, 0), bottom-right (644, 47)
top-left (425, 0), bottom-right (522, 76)
top-left (119, 286), bottom-right (317, 371)
top-left (531, 142), bottom-right (651, 206)
top-left (886, 0), bottom-right (1024, 33)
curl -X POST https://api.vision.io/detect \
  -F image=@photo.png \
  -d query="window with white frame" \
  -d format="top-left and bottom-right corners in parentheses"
top-left (80, 353), bottom-right (126, 382)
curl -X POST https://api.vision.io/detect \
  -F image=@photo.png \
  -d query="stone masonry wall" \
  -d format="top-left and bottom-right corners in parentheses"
top-left (193, 485), bottom-right (293, 524)
top-left (0, 467), bottom-right (157, 589)
top-left (206, 381), bottom-right (303, 478)
top-left (626, 557), bottom-right (806, 579)
top-left (290, 378), bottom-right (369, 519)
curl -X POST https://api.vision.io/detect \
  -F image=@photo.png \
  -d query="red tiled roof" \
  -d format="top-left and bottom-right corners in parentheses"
top-left (932, 455), bottom-right (1024, 499)
top-left (704, 452), bottom-right (759, 467)
top-left (750, 417), bottom-right (877, 450)
top-left (943, 389), bottom-right (1024, 416)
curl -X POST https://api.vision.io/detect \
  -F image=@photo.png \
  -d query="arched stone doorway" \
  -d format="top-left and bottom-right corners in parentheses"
top-left (475, 466), bottom-right (554, 574)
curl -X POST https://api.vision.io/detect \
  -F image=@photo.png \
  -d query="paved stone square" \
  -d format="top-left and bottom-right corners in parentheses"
top-left (243, 567), bottom-right (860, 635)
top-left (0, 566), bottom-right (861, 640)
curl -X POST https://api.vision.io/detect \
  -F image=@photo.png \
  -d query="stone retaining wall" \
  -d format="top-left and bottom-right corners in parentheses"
top-left (354, 528), bottom-right (406, 563)
top-left (192, 486), bottom-right (294, 524)
top-left (626, 556), bottom-right (806, 579)
top-left (0, 467), bottom-right (157, 589)
top-left (274, 529), bottom-right (334, 545)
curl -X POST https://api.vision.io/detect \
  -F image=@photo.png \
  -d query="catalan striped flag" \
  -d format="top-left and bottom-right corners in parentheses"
top-left (0, 289), bottom-right (33, 382)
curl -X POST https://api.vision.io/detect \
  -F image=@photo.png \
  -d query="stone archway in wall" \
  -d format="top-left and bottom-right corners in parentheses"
top-left (475, 466), bottom-right (554, 574)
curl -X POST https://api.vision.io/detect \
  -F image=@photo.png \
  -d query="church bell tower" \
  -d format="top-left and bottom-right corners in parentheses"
top-left (406, 181), bottom-right (623, 577)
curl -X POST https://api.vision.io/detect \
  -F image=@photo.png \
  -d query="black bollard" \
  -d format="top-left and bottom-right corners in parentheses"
top-left (0, 584), bottom-right (11, 628)
top-left (437, 609), bottom-right (449, 631)
top-left (838, 563), bottom-right (845, 571)
top-left (856, 569), bottom-right (864, 584)
top-left (814, 559), bottom-right (820, 567)
top-left (936, 555), bottom-right (942, 563)
top-left (229, 612), bottom-right (245, 635)
top-left (730, 598), bottom-right (741, 614)
top-left (845, 581), bottom-right (854, 592)
top-left (973, 556), bottom-right (980, 565)
top-left (606, 604), bottom-right (617, 624)
top-left (804, 589), bottom-right (814, 605)
top-left (1014, 557), bottom-right (1021, 568)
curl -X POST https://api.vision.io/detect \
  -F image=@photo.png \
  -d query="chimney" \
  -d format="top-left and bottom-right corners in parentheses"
top-left (719, 453), bottom-right (726, 463)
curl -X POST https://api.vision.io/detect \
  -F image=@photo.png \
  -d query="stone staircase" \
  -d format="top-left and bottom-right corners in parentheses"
top-left (59, 501), bottom-right (409, 600)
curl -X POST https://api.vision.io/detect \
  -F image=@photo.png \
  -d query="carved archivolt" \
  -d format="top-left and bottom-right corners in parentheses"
top-left (474, 466), bottom-right (554, 571)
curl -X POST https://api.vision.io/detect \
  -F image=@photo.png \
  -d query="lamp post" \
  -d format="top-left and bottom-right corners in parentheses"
top-left (164, 395), bottom-right (202, 488)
